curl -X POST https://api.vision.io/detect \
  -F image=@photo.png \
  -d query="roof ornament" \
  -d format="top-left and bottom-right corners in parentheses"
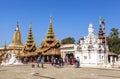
top-left (29, 22), bottom-right (32, 30)
top-left (99, 17), bottom-right (105, 26)
top-left (50, 16), bottom-right (52, 24)
top-left (16, 21), bottom-right (19, 31)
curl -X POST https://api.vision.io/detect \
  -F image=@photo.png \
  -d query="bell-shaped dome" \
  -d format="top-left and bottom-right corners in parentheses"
top-left (9, 22), bottom-right (23, 48)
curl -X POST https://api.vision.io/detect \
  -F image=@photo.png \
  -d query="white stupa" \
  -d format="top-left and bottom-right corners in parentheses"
top-left (1, 53), bottom-right (22, 66)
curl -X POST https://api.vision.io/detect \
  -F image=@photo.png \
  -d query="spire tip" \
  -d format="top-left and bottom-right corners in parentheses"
top-left (16, 21), bottom-right (19, 30)
top-left (30, 22), bottom-right (32, 29)
top-left (50, 16), bottom-right (52, 24)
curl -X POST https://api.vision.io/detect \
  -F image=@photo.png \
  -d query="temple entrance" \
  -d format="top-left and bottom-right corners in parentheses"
top-left (65, 53), bottom-right (74, 65)
top-left (66, 53), bottom-right (74, 59)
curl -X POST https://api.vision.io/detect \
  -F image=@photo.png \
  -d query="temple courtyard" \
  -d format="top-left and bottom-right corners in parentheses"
top-left (0, 64), bottom-right (120, 79)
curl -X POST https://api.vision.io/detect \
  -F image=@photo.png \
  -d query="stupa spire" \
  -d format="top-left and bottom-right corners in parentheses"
top-left (88, 23), bottom-right (94, 34)
top-left (22, 22), bottom-right (36, 53)
top-left (50, 16), bottom-right (52, 24)
top-left (46, 16), bottom-right (55, 39)
top-left (36, 16), bottom-right (61, 58)
top-left (30, 22), bottom-right (32, 29)
top-left (98, 18), bottom-right (105, 44)
top-left (9, 22), bottom-right (23, 47)
top-left (16, 21), bottom-right (19, 31)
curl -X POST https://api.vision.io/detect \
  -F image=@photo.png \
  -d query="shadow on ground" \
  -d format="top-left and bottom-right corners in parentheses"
top-left (0, 69), bottom-right (7, 72)
top-left (98, 75), bottom-right (120, 78)
top-left (33, 73), bottom-right (56, 79)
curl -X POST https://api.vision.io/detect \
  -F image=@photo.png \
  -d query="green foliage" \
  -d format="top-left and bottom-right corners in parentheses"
top-left (77, 37), bottom-right (84, 44)
top-left (107, 28), bottom-right (120, 54)
top-left (61, 37), bottom-right (75, 44)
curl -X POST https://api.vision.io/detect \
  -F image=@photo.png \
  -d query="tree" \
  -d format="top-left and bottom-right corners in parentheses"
top-left (61, 37), bottom-right (75, 44)
top-left (107, 28), bottom-right (120, 54)
top-left (77, 37), bottom-right (84, 44)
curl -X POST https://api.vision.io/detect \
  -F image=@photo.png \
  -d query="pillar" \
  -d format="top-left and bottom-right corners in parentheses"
top-left (110, 56), bottom-right (113, 65)
top-left (114, 57), bottom-right (117, 63)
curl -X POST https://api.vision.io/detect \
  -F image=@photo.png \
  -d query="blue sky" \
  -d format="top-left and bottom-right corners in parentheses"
top-left (0, 0), bottom-right (120, 46)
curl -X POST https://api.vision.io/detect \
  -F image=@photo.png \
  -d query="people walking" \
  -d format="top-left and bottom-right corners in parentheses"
top-left (36, 56), bottom-right (41, 68)
top-left (64, 55), bottom-right (68, 65)
top-left (72, 57), bottom-right (76, 65)
top-left (51, 56), bottom-right (54, 66)
top-left (59, 57), bottom-right (63, 67)
top-left (76, 57), bottom-right (80, 68)
top-left (40, 56), bottom-right (44, 68)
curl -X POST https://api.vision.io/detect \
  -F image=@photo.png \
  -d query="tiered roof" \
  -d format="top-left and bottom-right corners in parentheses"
top-left (36, 16), bottom-right (61, 55)
top-left (98, 24), bottom-right (105, 44)
top-left (21, 23), bottom-right (37, 56)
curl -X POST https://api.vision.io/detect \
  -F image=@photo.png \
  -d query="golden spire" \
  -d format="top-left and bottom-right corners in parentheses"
top-left (36, 16), bottom-right (61, 55)
top-left (9, 22), bottom-right (23, 47)
top-left (16, 21), bottom-right (19, 31)
top-left (22, 22), bottom-right (36, 52)
top-left (30, 22), bottom-right (32, 30)
top-left (46, 16), bottom-right (55, 39)
top-left (50, 16), bottom-right (52, 24)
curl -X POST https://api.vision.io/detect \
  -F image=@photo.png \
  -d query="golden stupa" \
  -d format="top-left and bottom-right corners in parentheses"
top-left (21, 23), bottom-right (37, 57)
top-left (36, 16), bottom-right (61, 60)
top-left (8, 22), bottom-right (23, 54)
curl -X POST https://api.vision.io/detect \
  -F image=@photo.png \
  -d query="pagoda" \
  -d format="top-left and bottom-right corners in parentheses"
top-left (21, 23), bottom-right (37, 57)
top-left (36, 16), bottom-right (61, 62)
top-left (98, 22), bottom-right (105, 44)
top-left (8, 22), bottom-right (23, 54)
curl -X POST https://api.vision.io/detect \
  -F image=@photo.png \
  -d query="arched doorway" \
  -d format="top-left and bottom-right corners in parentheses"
top-left (65, 53), bottom-right (74, 65)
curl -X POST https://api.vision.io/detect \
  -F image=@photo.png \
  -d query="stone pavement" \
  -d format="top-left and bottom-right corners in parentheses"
top-left (0, 63), bottom-right (120, 79)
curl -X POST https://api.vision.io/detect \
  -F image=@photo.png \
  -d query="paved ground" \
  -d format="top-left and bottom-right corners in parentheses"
top-left (0, 64), bottom-right (120, 79)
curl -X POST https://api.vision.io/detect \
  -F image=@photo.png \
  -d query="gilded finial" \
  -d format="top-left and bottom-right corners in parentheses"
top-left (16, 21), bottom-right (19, 31)
top-left (29, 22), bottom-right (32, 29)
top-left (50, 16), bottom-right (52, 24)
top-left (17, 21), bottom-right (18, 26)
top-left (46, 16), bottom-right (55, 39)
top-left (4, 40), bottom-right (6, 46)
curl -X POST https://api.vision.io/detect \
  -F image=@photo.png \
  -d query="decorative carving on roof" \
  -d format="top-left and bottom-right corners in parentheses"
top-left (36, 16), bottom-right (61, 55)
top-left (21, 23), bottom-right (36, 56)
top-left (78, 23), bottom-right (105, 51)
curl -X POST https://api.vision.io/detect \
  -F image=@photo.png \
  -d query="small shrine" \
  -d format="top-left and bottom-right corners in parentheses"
top-left (0, 44), bottom-right (8, 61)
top-left (76, 23), bottom-right (107, 65)
top-left (36, 16), bottom-right (61, 62)
top-left (61, 23), bottom-right (109, 66)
